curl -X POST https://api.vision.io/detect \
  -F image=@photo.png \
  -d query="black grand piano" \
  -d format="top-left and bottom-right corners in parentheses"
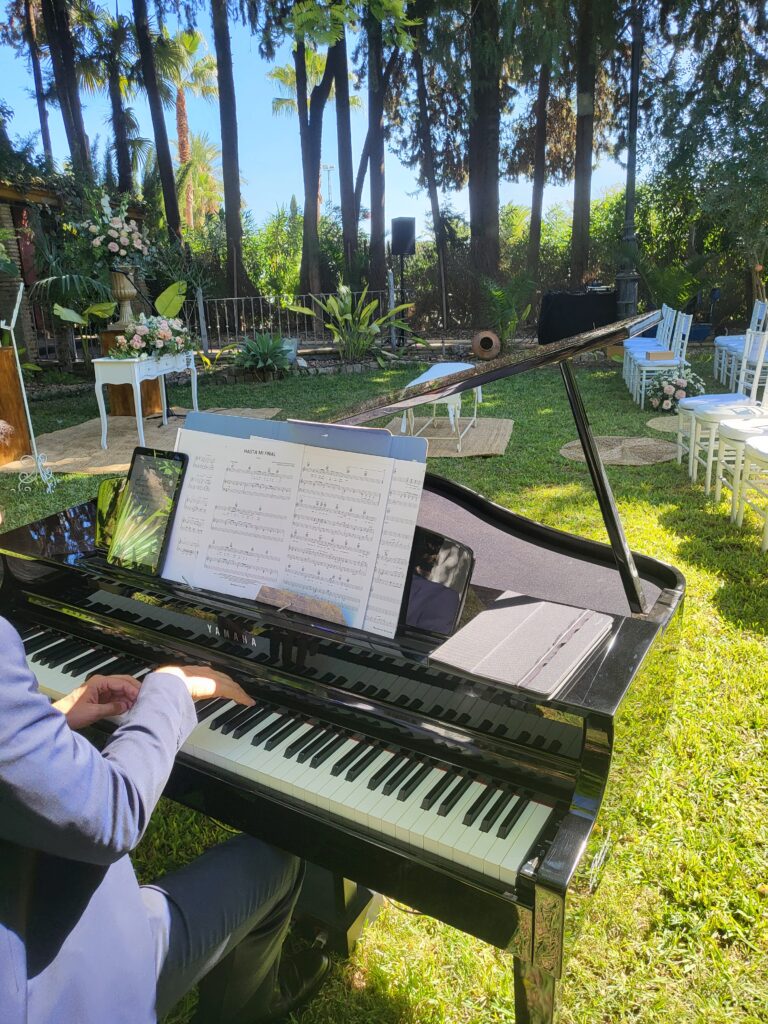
top-left (0, 313), bottom-right (684, 1024)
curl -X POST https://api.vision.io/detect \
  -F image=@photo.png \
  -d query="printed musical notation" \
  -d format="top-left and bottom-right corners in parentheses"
top-left (163, 424), bottom-right (426, 635)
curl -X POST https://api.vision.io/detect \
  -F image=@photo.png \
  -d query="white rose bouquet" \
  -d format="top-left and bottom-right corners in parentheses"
top-left (112, 314), bottom-right (196, 359)
top-left (646, 368), bottom-right (706, 413)
top-left (82, 193), bottom-right (151, 271)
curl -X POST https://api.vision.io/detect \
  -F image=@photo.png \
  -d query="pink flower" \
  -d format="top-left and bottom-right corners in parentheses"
top-left (92, 238), bottom-right (101, 247)
top-left (675, 389), bottom-right (686, 399)
top-left (136, 324), bottom-right (149, 336)
top-left (118, 249), bottom-right (126, 257)
top-left (133, 238), bottom-right (143, 249)
top-left (88, 224), bottom-right (99, 234)
top-left (110, 217), bottom-right (122, 228)
top-left (650, 398), bottom-right (660, 408)
top-left (131, 338), bottom-right (143, 350)
top-left (155, 339), bottom-right (165, 349)
top-left (116, 336), bottom-right (127, 346)
top-left (107, 241), bottom-right (119, 253)
top-left (678, 379), bottom-right (687, 387)
top-left (663, 384), bottom-right (675, 395)
top-left (662, 399), bottom-right (672, 410)
top-left (158, 329), bottom-right (172, 341)
top-left (119, 236), bottom-right (129, 246)
top-left (107, 228), bottom-right (119, 238)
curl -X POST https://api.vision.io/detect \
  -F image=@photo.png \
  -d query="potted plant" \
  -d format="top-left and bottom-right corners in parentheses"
top-left (646, 368), bottom-right (706, 413)
top-left (80, 193), bottom-right (152, 327)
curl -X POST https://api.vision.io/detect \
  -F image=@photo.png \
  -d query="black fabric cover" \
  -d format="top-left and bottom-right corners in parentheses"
top-left (537, 290), bottom-right (618, 345)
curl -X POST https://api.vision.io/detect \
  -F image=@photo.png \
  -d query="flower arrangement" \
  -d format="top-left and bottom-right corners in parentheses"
top-left (82, 193), bottom-right (151, 271)
top-left (111, 314), bottom-right (196, 359)
top-left (647, 368), bottom-right (706, 413)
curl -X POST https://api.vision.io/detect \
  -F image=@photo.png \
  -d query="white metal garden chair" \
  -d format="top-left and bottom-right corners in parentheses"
top-left (713, 299), bottom-right (767, 386)
top-left (736, 435), bottom-right (768, 551)
top-left (622, 303), bottom-right (676, 389)
top-left (629, 312), bottom-right (692, 409)
top-left (676, 329), bottom-right (768, 491)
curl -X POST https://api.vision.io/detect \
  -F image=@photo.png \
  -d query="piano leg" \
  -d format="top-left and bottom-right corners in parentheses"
top-left (294, 863), bottom-right (383, 957)
top-left (513, 958), bottom-right (556, 1024)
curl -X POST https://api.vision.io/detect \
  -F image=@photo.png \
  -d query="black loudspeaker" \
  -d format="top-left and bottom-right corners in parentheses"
top-left (391, 217), bottom-right (416, 256)
top-left (537, 290), bottom-right (618, 345)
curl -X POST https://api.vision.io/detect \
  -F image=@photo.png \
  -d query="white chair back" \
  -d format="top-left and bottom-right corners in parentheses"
top-left (656, 304), bottom-right (676, 347)
top-left (748, 299), bottom-right (768, 333)
top-left (736, 329), bottom-right (768, 399)
top-left (671, 312), bottom-right (693, 361)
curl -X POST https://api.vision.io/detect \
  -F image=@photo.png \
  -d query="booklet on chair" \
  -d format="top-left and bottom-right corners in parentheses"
top-left (645, 350), bottom-right (675, 360)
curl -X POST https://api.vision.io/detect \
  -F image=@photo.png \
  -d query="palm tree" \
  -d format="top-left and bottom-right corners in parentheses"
top-left (40, 0), bottom-right (92, 179)
top-left (0, 1), bottom-right (53, 163)
top-left (78, 8), bottom-right (142, 194)
top-left (175, 132), bottom-right (223, 229)
top-left (154, 28), bottom-right (218, 228)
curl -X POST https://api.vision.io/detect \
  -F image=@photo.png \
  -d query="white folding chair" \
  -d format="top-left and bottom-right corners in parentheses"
top-left (713, 299), bottom-right (767, 386)
top-left (623, 304), bottom-right (676, 388)
top-left (714, 412), bottom-right (768, 521)
top-left (629, 313), bottom-right (692, 409)
top-left (737, 435), bottom-right (768, 551)
top-left (678, 329), bottom-right (768, 491)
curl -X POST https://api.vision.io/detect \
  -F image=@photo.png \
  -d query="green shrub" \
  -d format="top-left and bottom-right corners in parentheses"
top-left (233, 333), bottom-right (291, 377)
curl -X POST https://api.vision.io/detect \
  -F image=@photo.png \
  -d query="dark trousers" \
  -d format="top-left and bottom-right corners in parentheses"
top-left (140, 834), bottom-right (303, 1023)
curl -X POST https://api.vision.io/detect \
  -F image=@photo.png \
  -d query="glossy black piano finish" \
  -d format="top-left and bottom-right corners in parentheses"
top-left (0, 314), bottom-right (685, 1024)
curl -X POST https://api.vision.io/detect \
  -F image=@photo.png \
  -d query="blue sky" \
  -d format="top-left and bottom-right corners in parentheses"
top-left (0, 5), bottom-right (625, 238)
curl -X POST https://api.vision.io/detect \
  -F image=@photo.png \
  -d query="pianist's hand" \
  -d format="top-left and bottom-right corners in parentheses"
top-left (155, 665), bottom-right (256, 706)
top-left (54, 675), bottom-right (141, 730)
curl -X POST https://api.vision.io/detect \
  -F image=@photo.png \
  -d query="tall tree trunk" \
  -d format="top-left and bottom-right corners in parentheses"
top-left (133, 0), bottom-right (181, 239)
top-left (24, 0), bottom-right (52, 165)
top-left (570, 0), bottom-right (597, 286)
top-left (527, 60), bottom-right (550, 285)
top-left (211, 0), bottom-right (250, 295)
top-left (40, 0), bottom-right (91, 179)
top-left (108, 62), bottom-right (133, 194)
top-left (414, 48), bottom-right (448, 330)
top-left (468, 0), bottom-right (501, 288)
top-left (353, 49), bottom-right (400, 225)
top-left (367, 16), bottom-right (386, 293)
top-left (176, 88), bottom-right (194, 228)
top-left (295, 41), bottom-right (336, 295)
top-left (334, 29), bottom-right (358, 283)
top-left (618, 0), bottom-right (643, 316)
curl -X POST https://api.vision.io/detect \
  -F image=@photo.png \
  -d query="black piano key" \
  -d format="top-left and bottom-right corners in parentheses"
top-left (297, 730), bottom-right (335, 764)
top-left (442, 709), bottom-right (457, 722)
top-left (456, 713), bottom-right (471, 726)
top-left (211, 703), bottom-right (248, 731)
top-left (437, 776), bottom-right (473, 816)
top-left (479, 791), bottom-right (515, 833)
top-left (309, 734), bottom-right (346, 768)
top-left (19, 624), bottom-right (44, 640)
top-left (91, 657), bottom-right (135, 676)
top-left (231, 707), bottom-right (273, 740)
top-left (548, 739), bottom-right (562, 754)
top-left (493, 724), bottom-right (508, 737)
top-left (497, 799), bottom-right (528, 840)
top-left (394, 694), bottom-right (409, 707)
top-left (264, 718), bottom-right (304, 751)
top-left (345, 746), bottom-right (381, 782)
top-left (251, 715), bottom-right (290, 747)
top-left (382, 759), bottom-right (419, 797)
top-left (361, 685), bottom-right (379, 698)
top-left (83, 656), bottom-right (126, 676)
top-left (351, 681), bottom-right (366, 693)
top-left (397, 763), bottom-right (432, 801)
top-left (367, 753), bottom-right (405, 791)
top-left (427, 704), bottom-right (445, 717)
top-left (62, 649), bottom-right (113, 675)
top-left (463, 784), bottom-right (497, 826)
top-left (421, 770), bottom-right (454, 811)
top-left (532, 734), bottom-right (546, 749)
top-left (479, 719), bottom-right (494, 732)
top-left (37, 641), bottom-right (85, 667)
top-left (220, 704), bottom-right (264, 735)
top-left (25, 633), bottom-right (64, 655)
top-left (331, 742), bottom-right (366, 777)
top-left (284, 725), bottom-right (326, 759)
top-left (196, 698), bottom-right (227, 722)
top-left (319, 672), bottom-right (336, 684)
top-left (516, 730), bottom-right (531, 744)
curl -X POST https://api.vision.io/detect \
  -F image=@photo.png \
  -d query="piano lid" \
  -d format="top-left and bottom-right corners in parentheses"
top-left (334, 309), bottom-right (662, 618)
top-left (333, 311), bottom-right (659, 427)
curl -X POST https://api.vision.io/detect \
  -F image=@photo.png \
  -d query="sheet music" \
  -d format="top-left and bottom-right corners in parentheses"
top-left (165, 426), bottom-right (423, 635)
top-left (165, 429), bottom-right (303, 598)
top-left (364, 458), bottom-right (427, 636)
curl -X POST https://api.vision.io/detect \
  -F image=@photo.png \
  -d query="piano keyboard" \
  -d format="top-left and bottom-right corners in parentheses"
top-left (22, 624), bottom-right (554, 888)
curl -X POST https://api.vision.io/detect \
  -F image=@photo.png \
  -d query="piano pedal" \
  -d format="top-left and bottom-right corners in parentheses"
top-left (294, 863), bottom-right (382, 958)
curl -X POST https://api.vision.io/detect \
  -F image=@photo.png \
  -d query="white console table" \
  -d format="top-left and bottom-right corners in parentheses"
top-left (93, 351), bottom-right (198, 449)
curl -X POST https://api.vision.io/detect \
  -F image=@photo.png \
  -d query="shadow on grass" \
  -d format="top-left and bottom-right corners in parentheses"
top-left (658, 490), bottom-right (768, 636)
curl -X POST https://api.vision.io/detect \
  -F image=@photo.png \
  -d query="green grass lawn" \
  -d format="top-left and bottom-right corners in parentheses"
top-left (2, 357), bottom-right (767, 1023)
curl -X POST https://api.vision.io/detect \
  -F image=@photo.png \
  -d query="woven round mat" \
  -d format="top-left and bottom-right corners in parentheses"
top-left (559, 435), bottom-right (679, 465)
top-left (646, 414), bottom-right (680, 434)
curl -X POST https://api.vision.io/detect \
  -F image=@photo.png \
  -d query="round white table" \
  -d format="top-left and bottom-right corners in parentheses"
top-left (400, 362), bottom-right (482, 452)
top-left (93, 351), bottom-right (198, 449)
